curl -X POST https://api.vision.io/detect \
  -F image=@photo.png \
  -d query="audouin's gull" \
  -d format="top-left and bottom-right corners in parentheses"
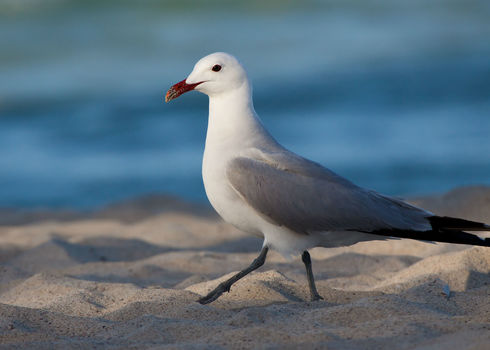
top-left (165, 52), bottom-right (490, 304)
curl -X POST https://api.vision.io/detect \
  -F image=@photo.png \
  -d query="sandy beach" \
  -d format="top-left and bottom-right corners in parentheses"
top-left (0, 186), bottom-right (488, 349)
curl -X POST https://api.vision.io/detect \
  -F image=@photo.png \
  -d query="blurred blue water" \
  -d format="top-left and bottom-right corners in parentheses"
top-left (0, 1), bottom-right (489, 209)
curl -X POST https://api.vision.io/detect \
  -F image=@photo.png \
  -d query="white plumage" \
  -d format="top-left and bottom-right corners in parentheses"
top-left (165, 52), bottom-right (489, 304)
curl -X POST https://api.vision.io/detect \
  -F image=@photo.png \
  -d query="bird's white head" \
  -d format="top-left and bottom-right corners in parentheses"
top-left (165, 52), bottom-right (250, 102)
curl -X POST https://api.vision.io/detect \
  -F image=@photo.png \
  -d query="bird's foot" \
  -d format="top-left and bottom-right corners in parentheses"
top-left (310, 293), bottom-right (323, 302)
top-left (197, 247), bottom-right (269, 305)
top-left (197, 282), bottom-right (230, 305)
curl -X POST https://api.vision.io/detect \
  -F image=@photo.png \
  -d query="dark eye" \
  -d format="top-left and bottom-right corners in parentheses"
top-left (212, 64), bottom-right (222, 72)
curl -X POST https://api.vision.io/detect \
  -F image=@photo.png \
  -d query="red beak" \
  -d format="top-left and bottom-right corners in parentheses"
top-left (165, 79), bottom-right (202, 103)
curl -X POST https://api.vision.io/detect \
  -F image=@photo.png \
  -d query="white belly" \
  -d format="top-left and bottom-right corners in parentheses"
top-left (202, 150), bottom-right (264, 237)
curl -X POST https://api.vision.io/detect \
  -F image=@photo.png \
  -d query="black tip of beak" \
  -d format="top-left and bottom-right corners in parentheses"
top-left (165, 79), bottom-right (202, 103)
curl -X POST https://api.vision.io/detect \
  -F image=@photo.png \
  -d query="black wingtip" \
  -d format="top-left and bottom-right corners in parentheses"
top-left (363, 228), bottom-right (489, 247)
top-left (357, 216), bottom-right (489, 246)
top-left (428, 216), bottom-right (490, 231)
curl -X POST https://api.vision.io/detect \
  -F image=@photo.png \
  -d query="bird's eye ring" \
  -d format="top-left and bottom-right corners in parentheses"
top-left (212, 64), bottom-right (222, 72)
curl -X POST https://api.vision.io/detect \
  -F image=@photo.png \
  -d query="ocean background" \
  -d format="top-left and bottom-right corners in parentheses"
top-left (1, 0), bottom-right (489, 209)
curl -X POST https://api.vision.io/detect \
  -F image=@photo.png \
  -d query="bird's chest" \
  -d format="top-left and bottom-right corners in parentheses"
top-left (202, 149), bottom-right (263, 237)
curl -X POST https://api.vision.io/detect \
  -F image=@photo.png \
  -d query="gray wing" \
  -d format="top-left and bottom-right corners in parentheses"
top-left (226, 152), bottom-right (432, 234)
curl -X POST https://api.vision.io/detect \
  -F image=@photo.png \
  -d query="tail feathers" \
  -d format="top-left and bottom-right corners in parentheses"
top-left (366, 228), bottom-right (489, 247)
top-left (428, 216), bottom-right (490, 231)
top-left (361, 216), bottom-right (490, 246)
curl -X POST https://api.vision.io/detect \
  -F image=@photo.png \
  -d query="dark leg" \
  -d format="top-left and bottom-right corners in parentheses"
top-left (198, 246), bottom-right (269, 305)
top-left (302, 250), bottom-right (323, 301)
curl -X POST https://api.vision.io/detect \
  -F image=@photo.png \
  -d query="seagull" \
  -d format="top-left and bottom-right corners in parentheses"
top-left (165, 52), bottom-right (490, 304)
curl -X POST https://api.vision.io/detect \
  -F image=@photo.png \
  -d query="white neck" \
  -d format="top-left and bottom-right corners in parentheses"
top-left (205, 81), bottom-right (272, 152)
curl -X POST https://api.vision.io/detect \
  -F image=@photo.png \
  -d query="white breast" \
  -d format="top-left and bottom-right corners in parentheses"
top-left (202, 142), bottom-right (265, 237)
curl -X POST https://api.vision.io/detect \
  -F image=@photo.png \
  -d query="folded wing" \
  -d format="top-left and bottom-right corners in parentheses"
top-left (226, 152), bottom-right (432, 235)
